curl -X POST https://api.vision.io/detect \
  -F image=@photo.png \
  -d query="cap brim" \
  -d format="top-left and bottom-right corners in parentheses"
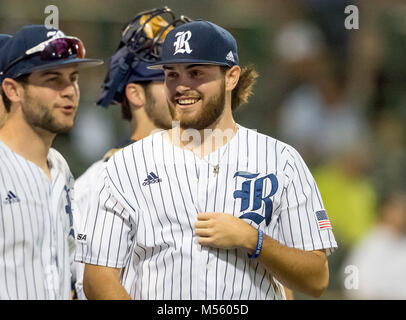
top-left (26, 58), bottom-right (104, 74)
top-left (147, 59), bottom-right (231, 70)
top-left (4, 58), bottom-right (104, 80)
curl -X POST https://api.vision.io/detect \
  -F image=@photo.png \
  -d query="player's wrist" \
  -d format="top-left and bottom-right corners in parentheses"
top-left (240, 224), bottom-right (259, 252)
top-left (248, 229), bottom-right (264, 259)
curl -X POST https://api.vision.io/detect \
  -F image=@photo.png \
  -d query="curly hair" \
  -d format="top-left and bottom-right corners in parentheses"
top-left (222, 64), bottom-right (258, 110)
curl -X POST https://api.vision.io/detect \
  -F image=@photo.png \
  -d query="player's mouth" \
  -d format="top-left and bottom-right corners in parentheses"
top-left (59, 105), bottom-right (76, 114)
top-left (175, 97), bottom-right (201, 110)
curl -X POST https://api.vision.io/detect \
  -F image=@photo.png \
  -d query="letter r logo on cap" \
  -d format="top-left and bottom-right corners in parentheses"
top-left (173, 31), bottom-right (193, 55)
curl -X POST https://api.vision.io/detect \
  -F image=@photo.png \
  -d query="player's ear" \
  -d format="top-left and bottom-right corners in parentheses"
top-left (224, 65), bottom-right (241, 92)
top-left (2, 78), bottom-right (26, 107)
top-left (125, 83), bottom-right (146, 110)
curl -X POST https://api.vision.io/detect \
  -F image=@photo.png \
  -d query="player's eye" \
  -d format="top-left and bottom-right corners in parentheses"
top-left (190, 69), bottom-right (202, 78)
top-left (45, 77), bottom-right (59, 83)
top-left (165, 71), bottom-right (178, 79)
top-left (70, 74), bottom-right (79, 82)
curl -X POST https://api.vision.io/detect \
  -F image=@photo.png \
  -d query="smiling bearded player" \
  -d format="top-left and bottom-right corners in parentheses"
top-left (78, 20), bottom-right (337, 300)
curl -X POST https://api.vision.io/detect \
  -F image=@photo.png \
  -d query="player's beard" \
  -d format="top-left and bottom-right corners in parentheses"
top-left (144, 86), bottom-right (172, 130)
top-left (21, 92), bottom-right (76, 134)
top-left (168, 79), bottom-right (226, 131)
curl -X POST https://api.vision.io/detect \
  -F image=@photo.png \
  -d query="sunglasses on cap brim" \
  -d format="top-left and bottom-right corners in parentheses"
top-left (0, 36), bottom-right (86, 76)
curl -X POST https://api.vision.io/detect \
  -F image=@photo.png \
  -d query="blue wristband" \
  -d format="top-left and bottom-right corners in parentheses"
top-left (248, 229), bottom-right (264, 259)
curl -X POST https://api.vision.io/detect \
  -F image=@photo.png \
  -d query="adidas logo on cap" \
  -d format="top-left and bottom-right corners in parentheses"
top-left (226, 50), bottom-right (235, 62)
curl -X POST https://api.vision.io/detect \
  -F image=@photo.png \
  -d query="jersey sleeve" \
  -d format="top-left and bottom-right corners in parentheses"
top-left (74, 163), bottom-right (137, 268)
top-left (276, 147), bottom-right (337, 255)
top-left (50, 148), bottom-right (78, 264)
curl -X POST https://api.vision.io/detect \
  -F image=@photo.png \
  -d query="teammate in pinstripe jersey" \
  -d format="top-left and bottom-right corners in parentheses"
top-left (73, 8), bottom-right (187, 300)
top-left (0, 25), bottom-right (102, 299)
top-left (77, 20), bottom-right (337, 300)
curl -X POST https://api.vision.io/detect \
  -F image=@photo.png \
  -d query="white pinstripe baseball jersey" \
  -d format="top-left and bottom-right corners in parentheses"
top-left (75, 125), bottom-right (337, 300)
top-left (0, 141), bottom-right (76, 300)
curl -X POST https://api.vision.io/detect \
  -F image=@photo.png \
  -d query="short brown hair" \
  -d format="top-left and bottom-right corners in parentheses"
top-left (120, 96), bottom-right (132, 121)
top-left (221, 65), bottom-right (258, 110)
top-left (1, 74), bottom-right (30, 112)
top-left (120, 81), bottom-right (151, 121)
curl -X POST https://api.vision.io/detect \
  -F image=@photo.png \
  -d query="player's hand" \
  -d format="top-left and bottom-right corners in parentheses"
top-left (195, 212), bottom-right (257, 250)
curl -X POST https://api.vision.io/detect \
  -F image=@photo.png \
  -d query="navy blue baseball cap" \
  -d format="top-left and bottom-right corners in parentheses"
top-left (96, 45), bottom-right (165, 107)
top-left (0, 25), bottom-right (103, 82)
top-left (148, 20), bottom-right (239, 69)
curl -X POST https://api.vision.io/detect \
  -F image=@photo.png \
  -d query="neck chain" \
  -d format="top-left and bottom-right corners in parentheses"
top-left (179, 123), bottom-right (238, 177)
top-left (200, 144), bottom-right (229, 177)
top-left (196, 125), bottom-right (238, 176)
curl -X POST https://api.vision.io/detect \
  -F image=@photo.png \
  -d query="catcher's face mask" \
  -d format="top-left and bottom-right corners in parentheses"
top-left (97, 7), bottom-right (192, 107)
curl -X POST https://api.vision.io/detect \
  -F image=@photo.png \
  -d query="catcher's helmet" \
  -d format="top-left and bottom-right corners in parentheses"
top-left (97, 7), bottom-right (192, 107)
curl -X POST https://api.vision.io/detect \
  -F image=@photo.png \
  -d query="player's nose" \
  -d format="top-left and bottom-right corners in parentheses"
top-left (173, 72), bottom-right (193, 91)
top-left (60, 79), bottom-right (79, 101)
top-left (175, 83), bottom-right (192, 95)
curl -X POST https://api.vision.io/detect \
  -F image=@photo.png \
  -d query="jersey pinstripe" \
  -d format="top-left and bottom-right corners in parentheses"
top-left (0, 141), bottom-right (76, 300)
top-left (75, 125), bottom-right (337, 299)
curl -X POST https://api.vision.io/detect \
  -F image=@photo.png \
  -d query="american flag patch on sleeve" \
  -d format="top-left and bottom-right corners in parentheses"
top-left (315, 210), bottom-right (332, 230)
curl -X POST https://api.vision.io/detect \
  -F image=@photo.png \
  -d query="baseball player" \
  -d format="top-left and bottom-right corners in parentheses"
top-left (77, 20), bottom-right (337, 300)
top-left (0, 34), bottom-right (12, 128)
top-left (73, 7), bottom-right (190, 299)
top-left (0, 25), bottom-right (102, 299)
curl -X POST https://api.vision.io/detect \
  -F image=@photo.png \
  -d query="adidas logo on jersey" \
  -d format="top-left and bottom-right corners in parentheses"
top-left (142, 172), bottom-right (162, 186)
top-left (3, 191), bottom-right (20, 204)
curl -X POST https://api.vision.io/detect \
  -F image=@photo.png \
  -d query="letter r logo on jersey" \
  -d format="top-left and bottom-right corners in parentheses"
top-left (173, 31), bottom-right (193, 55)
top-left (233, 171), bottom-right (279, 226)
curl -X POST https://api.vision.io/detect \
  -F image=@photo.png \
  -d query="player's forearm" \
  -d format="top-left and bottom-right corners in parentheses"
top-left (231, 218), bottom-right (329, 297)
top-left (195, 212), bottom-right (329, 297)
top-left (255, 236), bottom-right (329, 298)
top-left (83, 264), bottom-right (131, 300)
